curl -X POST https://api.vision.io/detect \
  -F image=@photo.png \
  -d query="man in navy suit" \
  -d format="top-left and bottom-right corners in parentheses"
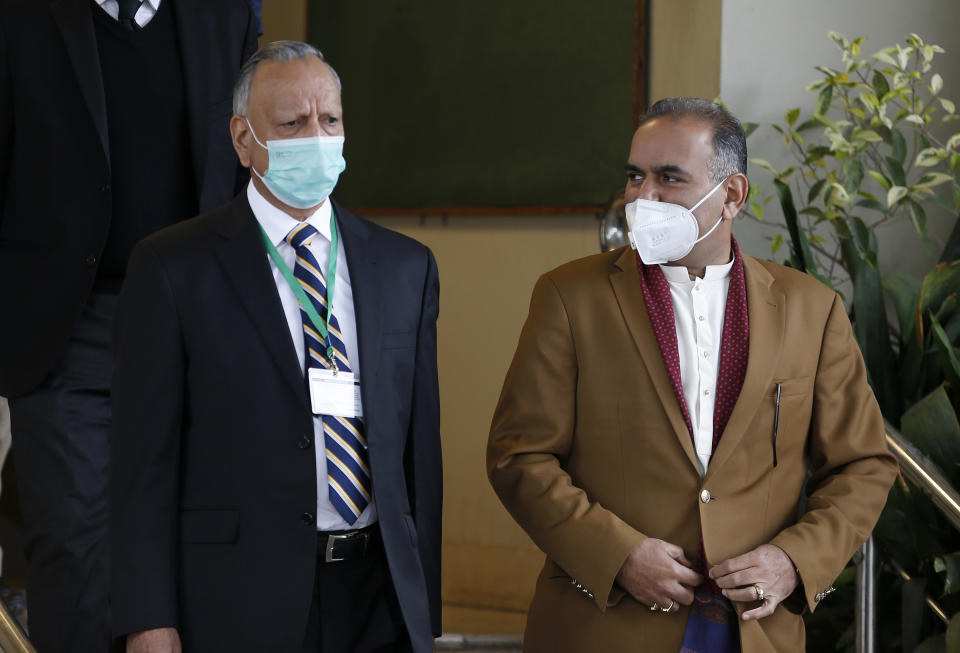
top-left (0, 1), bottom-right (257, 650)
top-left (110, 41), bottom-right (442, 652)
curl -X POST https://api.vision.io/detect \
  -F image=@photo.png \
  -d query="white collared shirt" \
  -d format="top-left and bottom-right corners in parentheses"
top-left (660, 259), bottom-right (734, 476)
top-left (247, 182), bottom-right (376, 531)
top-left (94, 0), bottom-right (161, 27)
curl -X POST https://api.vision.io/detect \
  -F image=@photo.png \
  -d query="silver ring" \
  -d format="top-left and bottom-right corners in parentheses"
top-left (754, 584), bottom-right (765, 601)
top-left (649, 601), bottom-right (660, 612)
top-left (660, 599), bottom-right (676, 613)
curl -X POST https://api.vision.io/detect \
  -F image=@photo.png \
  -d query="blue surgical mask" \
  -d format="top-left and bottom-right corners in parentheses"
top-left (246, 118), bottom-right (346, 209)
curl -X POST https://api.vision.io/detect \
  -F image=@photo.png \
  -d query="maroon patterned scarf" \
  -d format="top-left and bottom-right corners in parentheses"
top-left (636, 237), bottom-right (749, 653)
top-left (635, 236), bottom-right (750, 588)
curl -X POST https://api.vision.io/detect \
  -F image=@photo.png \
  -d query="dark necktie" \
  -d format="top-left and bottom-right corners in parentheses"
top-left (117, 0), bottom-right (143, 31)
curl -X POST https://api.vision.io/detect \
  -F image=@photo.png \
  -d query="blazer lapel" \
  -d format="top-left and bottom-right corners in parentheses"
top-left (609, 248), bottom-right (700, 472)
top-left (333, 202), bottom-right (382, 432)
top-left (214, 195), bottom-right (307, 403)
top-left (51, 0), bottom-right (110, 167)
top-left (706, 255), bottom-right (785, 477)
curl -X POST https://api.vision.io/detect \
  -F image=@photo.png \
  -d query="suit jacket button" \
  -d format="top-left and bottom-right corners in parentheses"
top-left (85, 255), bottom-right (97, 266)
top-left (301, 512), bottom-right (314, 525)
top-left (298, 436), bottom-right (312, 449)
top-left (700, 489), bottom-right (711, 503)
top-left (101, 183), bottom-right (110, 192)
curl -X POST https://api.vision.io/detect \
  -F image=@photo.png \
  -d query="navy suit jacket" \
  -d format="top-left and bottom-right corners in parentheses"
top-left (109, 195), bottom-right (442, 652)
top-left (0, 0), bottom-right (257, 396)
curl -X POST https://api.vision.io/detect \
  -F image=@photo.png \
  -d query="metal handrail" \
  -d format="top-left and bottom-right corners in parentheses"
top-left (855, 422), bottom-right (960, 653)
top-left (885, 422), bottom-right (960, 531)
top-left (0, 599), bottom-right (33, 653)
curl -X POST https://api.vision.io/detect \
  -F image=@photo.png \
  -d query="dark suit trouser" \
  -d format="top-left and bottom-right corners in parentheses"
top-left (9, 294), bottom-right (117, 653)
top-left (302, 532), bottom-right (411, 653)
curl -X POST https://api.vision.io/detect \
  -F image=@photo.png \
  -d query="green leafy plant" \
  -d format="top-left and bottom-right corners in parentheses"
top-left (743, 32), bottom-right (960, 652)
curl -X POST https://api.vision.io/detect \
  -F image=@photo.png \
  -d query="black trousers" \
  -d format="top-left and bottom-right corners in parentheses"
top-left (302, 529), bottom-right (411, 653)
top-left (9, 294), bottom-right (117, 653)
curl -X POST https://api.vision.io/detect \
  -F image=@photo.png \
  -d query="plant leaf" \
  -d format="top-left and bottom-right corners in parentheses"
top-left (919, 261), bottom-right (960, 324)
top-left (872, 69), bottom-right (890, 98)
top-left (946, 612), bottom-right (960, 653)
top-left (815, 85), bottom-right (834, 118)
top-left (887, 185), bottom-right (908, 207)
top-left (915, 634), bottom-right (947, 653)
top-left (932, 73), bottom-right (944, 95)
top-left (905, 576), bottom-right (933, 653)
top-left (901, 384), bottom-right (960, 476)
top-left (916, 172), bottom-right (955, 189)
top-left (771, 233), bottom-right (784, 255)
top-left (807, 178), bottom-right (827, 204)
top-left (893, 129), bottom-right (908, 164)
top-left (884, 270), bottom-right (921, 345)
top-left (941, 217), bottom-right (960, 263)
top-left (931, 313), bottom-right (960, 393)
top-left (786, 108), bottom-right (800, 126)
top-left (843, 159), bottom-right (865, 193)
top-left (868, 169), bottom-right (892, 190)
top-left (885, 156), bottom-right (907, 186)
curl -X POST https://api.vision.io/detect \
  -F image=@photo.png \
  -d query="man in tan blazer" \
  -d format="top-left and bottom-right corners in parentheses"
top-left (487, 98), bottom-right (897, 652)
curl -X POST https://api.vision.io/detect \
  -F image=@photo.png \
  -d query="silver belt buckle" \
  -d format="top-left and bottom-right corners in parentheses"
top-left (325, 533), bottom-right (350, 563)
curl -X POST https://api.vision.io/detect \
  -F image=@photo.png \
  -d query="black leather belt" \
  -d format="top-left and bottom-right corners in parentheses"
top-left (317, 524), bottom-right (378, 563)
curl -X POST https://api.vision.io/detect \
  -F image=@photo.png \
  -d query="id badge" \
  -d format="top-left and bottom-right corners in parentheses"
top-left (308, 368), bottom-right (363, 418)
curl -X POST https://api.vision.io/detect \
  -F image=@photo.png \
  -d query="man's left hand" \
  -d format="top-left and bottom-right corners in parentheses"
top-left (709, 544), bottom-right (799, 621)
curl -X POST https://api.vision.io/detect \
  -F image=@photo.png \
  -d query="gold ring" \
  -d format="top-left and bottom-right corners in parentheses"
top-left (660, 599), bottom-right (676, 613)
top-left (649, 601), bottom-right (660, 611)
top-left (754, 584), bottom-right (765, 601)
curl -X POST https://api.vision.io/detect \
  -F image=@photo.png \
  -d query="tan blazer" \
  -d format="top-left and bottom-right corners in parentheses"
top-left (487, 247), bottom-right (898, 653)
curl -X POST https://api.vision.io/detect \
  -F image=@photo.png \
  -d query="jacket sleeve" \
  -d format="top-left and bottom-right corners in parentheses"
top-left (109, 241), bottom-right (185, 636)
top-left (406, 248), bottom-right (442, 635)
top-left (770, 293), bottom-right (898, 612)
top-left (487, 274), bottom-right (646, 611)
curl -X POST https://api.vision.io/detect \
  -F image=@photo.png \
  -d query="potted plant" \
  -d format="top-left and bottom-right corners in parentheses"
top-left (743, 32), bottom-right (960, 652)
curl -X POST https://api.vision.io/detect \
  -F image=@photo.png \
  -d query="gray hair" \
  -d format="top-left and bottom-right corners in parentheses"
top-left (639, 98), bottom-right (747, 183)
top-left (233, 40), bottom-right (342, 116)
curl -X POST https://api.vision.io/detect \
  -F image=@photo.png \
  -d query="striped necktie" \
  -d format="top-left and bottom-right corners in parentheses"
top-left (287, 222), bottom-right (371, 524)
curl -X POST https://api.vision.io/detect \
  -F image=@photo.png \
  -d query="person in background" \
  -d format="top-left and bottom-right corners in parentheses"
top-left (0, 1), bottom-right (257, 649)
top-left (110, 41), bottom-right (442, 653)
top-left (487, 98), bottom-right (897, 652)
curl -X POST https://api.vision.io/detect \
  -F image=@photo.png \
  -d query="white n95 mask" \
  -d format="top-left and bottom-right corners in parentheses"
top-left (625, 179), bottom-right (727, 265)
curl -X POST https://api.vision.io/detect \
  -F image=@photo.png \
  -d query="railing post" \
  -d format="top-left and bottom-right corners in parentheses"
top-left (855, 536), bottom-right (877, 653)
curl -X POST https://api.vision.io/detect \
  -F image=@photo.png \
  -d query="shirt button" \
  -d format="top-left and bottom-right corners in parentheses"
top-left (698, 316), bottom-right (705, 321)
top-left (700, 490), bottom-right (711, 503)
top-left (703, 389), bottom-right (711, 396)
top-left (298, 435), bottom-right (312, 449)
top-left (101, 183), bottom-right (111, 192)
top-left (301, 512), bottom-right (314, 525)
top-left (85, 255), bottom-right (97, 266)
top-left (703, 351), bottom-right (710, 358)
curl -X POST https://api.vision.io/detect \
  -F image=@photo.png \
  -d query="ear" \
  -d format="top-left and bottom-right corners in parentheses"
top-left (721, 173), bottom-right (749, 220)
top-left (230, 115), bottom-right (252, 168)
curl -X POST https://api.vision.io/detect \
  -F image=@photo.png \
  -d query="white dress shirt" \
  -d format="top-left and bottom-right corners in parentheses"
top-left (94, 0), bottom-right (161, 27)
top-left (660, 259), bottom-right (734, 476)
top-left (247, 182), bottom-right (377, 531)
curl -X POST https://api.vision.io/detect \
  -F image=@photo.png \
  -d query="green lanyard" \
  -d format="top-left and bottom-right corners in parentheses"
top-left (259, 209), bottom-right (339, 364)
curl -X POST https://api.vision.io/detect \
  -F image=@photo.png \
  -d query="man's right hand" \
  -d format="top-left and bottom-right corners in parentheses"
top-left (615, 538), bottom-right (703, 611)
top-left (126, 627), bottom-right (181, 653)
